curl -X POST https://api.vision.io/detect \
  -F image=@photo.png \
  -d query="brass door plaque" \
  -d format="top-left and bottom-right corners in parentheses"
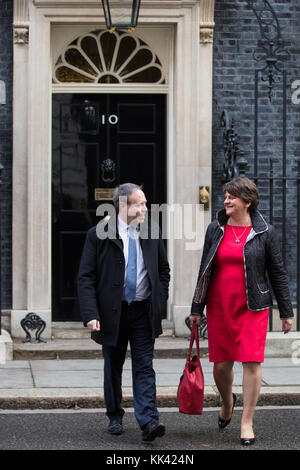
top-left (95, 188), bottom-right (114, 201)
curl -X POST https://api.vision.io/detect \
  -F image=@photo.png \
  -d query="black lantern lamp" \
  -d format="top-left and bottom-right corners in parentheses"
top-left (101, 0), bottom-right (141, 33)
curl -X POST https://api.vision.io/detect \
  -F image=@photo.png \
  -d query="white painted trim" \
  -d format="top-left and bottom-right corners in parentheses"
top-left (34, 0), bottom-right (199, 8)
top-left (52, 84), bottom-right (169, 94)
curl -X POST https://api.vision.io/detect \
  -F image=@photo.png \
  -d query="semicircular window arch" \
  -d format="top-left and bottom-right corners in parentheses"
top-left (53, 30), bottom-right (166, 85)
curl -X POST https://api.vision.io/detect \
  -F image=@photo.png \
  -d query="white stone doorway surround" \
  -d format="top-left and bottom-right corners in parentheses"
top-left (11, 0), bottom-right (215, 339)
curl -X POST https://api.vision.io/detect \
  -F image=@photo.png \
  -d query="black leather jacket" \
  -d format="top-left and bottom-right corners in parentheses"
top-left (191, 208), bottom-right (294, 319)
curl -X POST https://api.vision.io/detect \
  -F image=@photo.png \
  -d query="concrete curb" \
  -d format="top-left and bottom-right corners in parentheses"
top-left (0, 386), bottom-right (299, 409)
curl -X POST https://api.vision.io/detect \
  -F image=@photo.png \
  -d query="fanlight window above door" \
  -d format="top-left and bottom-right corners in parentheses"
top-left (53, 30), bottom-right (165, 84)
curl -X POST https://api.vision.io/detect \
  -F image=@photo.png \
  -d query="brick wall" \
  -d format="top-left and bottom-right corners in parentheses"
top-left (212, 0), bottom-right (300, 305)
top-left (0, 0), bottom-right (13, 309)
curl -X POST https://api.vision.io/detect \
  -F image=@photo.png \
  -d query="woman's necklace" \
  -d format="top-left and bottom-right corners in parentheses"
top-left (230, 225), bottom-right (249, 243)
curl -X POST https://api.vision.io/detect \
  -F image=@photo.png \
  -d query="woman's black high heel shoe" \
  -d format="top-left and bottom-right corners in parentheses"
top-left (218, 393), bottom-right (237, 430)
top-left (240, 437), bottom-right (255, 446)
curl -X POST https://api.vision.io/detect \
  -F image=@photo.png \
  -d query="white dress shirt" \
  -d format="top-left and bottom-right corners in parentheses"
top-left (117, 216), bottom-right (151, 301)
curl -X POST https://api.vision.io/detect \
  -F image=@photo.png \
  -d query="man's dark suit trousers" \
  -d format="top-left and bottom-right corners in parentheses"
top-left (102, 300), bottom-right (159, 430)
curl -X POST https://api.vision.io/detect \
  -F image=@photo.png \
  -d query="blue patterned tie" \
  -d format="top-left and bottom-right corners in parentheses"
top-left (125, 226), bottom-right (137, 303)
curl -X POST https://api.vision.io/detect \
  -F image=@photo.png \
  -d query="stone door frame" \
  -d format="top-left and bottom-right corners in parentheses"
top-left (12, 0), bottom-right (215, 338)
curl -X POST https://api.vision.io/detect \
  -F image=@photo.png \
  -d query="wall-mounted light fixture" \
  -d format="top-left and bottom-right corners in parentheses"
top-left (101, 0), bottom-right (141, 33)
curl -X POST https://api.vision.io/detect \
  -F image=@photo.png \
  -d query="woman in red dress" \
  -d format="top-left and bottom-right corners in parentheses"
top-left (190, 177), bottom-right (293, 446)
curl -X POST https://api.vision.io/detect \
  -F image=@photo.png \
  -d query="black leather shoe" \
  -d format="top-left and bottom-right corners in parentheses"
top-left (108, 416), bottom-right (123, 435)
top-left (218, 393), bottom-right (237, 430)
top-left (240, 437), bottom-right (255, 446)
top-left (142, 421), bottom-right (165, 442)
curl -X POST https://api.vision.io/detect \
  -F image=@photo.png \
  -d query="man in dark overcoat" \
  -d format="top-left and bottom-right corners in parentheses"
top-left (77, 183), bottom-right (170, 442)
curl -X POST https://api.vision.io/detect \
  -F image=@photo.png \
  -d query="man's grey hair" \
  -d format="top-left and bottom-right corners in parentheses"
top-left (113, 183), bottom-right (143, 213)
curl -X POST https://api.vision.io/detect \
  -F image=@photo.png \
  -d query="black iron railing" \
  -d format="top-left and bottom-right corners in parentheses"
top-left (253, 164), bottom-right (300, 332)
top-left (250, 0), bottom-right (296, 329)
top-left (220, 1), bottom-right (299, 331)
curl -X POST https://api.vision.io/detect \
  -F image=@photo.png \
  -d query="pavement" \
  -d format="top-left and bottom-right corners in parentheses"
top-left (0, 353), bottom-right (299, 409)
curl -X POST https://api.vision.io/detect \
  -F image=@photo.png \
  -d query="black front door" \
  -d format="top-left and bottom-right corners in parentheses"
top-left (52, 93), bottom-right (166, 321)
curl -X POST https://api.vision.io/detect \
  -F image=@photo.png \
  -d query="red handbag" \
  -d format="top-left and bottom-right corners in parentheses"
top-left (177, 322), bottom-right (204, 414)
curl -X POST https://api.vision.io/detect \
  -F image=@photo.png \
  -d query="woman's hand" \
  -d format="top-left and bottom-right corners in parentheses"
top-left (282, 318), bottom-right (293, 334)
top-left (189, 314), bottom-right (201, 327)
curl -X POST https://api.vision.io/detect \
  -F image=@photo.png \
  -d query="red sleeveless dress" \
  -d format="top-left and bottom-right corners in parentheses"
top-left (205, 224), bottom-right (269, 363)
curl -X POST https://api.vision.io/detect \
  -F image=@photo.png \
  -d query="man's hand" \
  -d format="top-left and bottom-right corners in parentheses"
top-left (282, 318), bottom-right (293, 334)
top-left (189, 314), bottom-right (201, 327)
top-left (87, 319), bottom-right (100, 332)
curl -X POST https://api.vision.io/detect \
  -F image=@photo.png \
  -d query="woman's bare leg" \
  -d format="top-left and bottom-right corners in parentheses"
top-left (213, 361), bottom-right (235, 420)
top-left (241, 362), bottom-right (262, 438)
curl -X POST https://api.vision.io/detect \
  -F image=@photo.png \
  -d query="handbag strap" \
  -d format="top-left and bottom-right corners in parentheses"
top-left (187, 322), bottom-right (200, 360)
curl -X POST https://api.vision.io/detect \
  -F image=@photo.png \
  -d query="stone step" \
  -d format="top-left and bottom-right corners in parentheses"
top-left (13, 331), bottom-right (300, 360)
top-left (13, 336), bottom-right (208, 360)
top-left (51, 322), bottom-right (175, 340)
top-left (52, 322), bottom-right (91, 340)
